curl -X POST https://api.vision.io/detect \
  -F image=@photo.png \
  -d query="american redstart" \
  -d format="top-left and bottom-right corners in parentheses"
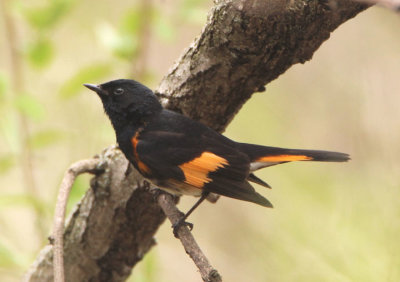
top-left (85, 79), bottom-right (349, 235)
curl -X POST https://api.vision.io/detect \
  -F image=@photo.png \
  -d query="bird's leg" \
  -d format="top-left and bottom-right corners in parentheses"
top-left (151, 187), bottom-right (176, 202)
top-left (173, 191), bottom-right (210, 238)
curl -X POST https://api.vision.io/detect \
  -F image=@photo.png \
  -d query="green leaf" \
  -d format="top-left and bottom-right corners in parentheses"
top-left (113, 35), bottom-right (139, 60)
top-left (96, 23), bottom-right (139, 60)
top-left (28, 129), bottom-right (64, 149)
top-left (120, 9), bottom-right (143, 34)
top-left (59, 63), bottom-right (113, 99)
top-left (23, 0), bottom-right (74, 30)
top-left (14, 94), bottom-right (45, 122)
top-left (26, 37), bottom-right (54, 69)
top-left (0, 154), bottom-right (15, 174)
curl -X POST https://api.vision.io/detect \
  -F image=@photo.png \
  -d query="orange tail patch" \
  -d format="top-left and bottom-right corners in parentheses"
top-left (179, 152), bottom-right (228, 188)
top-left (257, 154), bottom-right (313, 162)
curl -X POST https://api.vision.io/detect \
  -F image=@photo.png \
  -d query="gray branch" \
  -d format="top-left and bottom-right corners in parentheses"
top-left (157, 193), bottom-right (222, 282)
top-left (157, 0), bottom-right (368, 131)
top-left (25, 0), bottom-right (369, 281)
top-left (52, 158), bottom-right (105, 282)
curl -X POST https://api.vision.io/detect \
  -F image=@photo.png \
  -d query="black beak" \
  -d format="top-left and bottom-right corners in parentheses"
top-left (84, 83), bottom-right (107, 95)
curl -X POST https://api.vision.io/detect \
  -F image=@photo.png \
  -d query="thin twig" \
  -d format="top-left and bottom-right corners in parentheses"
top-left (157, 193), bottom-right (222, 282)
top-left (52, 158), bottom-right (103, 282)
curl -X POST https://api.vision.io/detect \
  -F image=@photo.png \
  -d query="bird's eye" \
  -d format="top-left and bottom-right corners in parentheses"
top-left (114, 88), bottom-right (124, 95)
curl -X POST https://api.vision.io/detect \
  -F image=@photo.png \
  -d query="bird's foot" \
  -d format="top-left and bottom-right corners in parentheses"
top-left (172, 218), bottom-right (193, 238)
top-left (151, 187), bottom-right (169, 202)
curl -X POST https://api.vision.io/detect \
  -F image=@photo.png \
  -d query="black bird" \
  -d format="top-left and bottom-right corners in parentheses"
top-left (84, 79), bottom-right (349, 235)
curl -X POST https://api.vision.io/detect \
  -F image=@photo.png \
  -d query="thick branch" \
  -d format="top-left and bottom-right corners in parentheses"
top-left (25, 147), bottom-right (166, 282)
top-left (157, 0), bottom-right (368, 131)
top-left (26, 0), bottom-right (370, 281)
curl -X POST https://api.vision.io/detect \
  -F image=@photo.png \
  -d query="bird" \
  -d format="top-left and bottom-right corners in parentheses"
top-left (84, 79), bottom-right (349, 236)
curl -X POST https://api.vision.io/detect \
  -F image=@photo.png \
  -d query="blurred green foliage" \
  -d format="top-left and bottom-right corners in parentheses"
top-left (1, 0), bottom-right (400, 282)
top-left (66, 175), bottom-right (88, 215)
top-left (0, 73), bottom-right (8, 100)
top-left (26, 37), bottom-right (54, 69)
top-left (59, 63), bottom-right (113, 98)
top-left (28, 129), bottom-right (64, 149)
top-left (14, 94), bottom-right (45, 121)
top-left (0, 241), bottom-right (21, 269)
top-left (128, 249), bottom-right (159, 282)
top-left (22, 0), bottom-right (75, 30)
top-left (0, 154), bottom-right (15, 174)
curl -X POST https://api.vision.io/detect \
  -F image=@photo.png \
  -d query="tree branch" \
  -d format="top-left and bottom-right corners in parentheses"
top-left (25, 147), bottom-right (167, 282)
top-left (26, 0), bottom-right (371, 281)
top-left (157, 193), bottom-right (222, 282)
top-left (50, 158), bottom-right (220, 282)
top-left (52, 158), bottom-right (104, 282)
top-left (157, 0), bottom-right (369, 131)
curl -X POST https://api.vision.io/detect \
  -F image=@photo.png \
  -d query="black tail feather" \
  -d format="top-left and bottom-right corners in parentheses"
top-left (205, 178), bottom-right (273, 208)
top-left (294, 149), bottom-right (350, 162)
top-left (248, 173), bottom-right (271, 189)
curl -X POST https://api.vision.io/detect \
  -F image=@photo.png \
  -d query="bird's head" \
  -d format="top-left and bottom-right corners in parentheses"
top-left (84, 79), bottom-right (162, 129)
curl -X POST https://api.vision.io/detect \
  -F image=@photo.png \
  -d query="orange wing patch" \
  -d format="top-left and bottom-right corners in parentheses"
top-left (131, 132), bottom-right (151, 174)
top-left (257, 154), bottom-right (313, 162)
top-left (179, 152), bottom-right (228, 188)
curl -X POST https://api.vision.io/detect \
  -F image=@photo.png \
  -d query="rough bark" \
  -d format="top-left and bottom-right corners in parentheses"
top-left (157, 0), bottom-right (368, 131)
top-left (25, 147), bottom-right (166, 282)
top-left (25, 0), bottom-right (369, 281)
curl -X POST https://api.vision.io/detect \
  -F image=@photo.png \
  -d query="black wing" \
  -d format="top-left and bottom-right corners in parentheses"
top-left (133, 122), bottom-right (272, 207)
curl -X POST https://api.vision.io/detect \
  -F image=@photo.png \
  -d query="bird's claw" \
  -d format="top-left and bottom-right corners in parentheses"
top-left (172, 219), bottom-right (193, 238)
top-left (151, 187), bottom-right (167, 202)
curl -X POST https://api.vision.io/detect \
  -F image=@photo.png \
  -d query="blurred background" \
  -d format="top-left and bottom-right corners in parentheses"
top-left (1, 0), bottom-right (399, 281)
